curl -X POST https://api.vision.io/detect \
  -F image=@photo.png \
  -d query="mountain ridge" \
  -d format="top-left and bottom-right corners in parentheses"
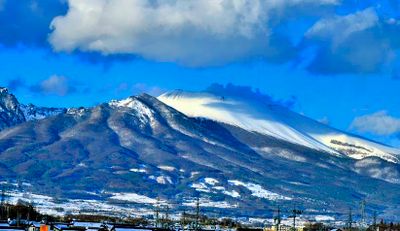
top-left (0, 87), bottom-right (65, 129)
top-left (0, 88), bottom-right (399, 220)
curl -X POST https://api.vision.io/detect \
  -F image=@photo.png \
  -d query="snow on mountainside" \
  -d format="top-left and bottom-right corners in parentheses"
top-left (0, 87), bottom-right (26, 129)
top-left (0, 87), bottom-right (65, 129)
top-left (1, 90), bottom-right (400, 218)
top-left (20, 104), bottom-right (66, 121)
top-left (158, 90), bottom-right (400, 163)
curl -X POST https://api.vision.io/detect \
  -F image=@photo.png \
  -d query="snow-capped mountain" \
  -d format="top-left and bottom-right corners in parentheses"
top-left (158, 90), bottom-right (400, 163)
top-left (0, 87), bottom-right (26, 130)
top-left (0, 87), bottom-right (400, 220)
top-left (0, 87), bottom-right (65, 130)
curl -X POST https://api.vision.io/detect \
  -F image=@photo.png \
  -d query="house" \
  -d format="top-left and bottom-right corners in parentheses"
top-left (27, 222), bottom-right (42, 231)
top-left (7, 219), bottom-right (29, 227)
top-left (109, 224), bottom-right (169, 231)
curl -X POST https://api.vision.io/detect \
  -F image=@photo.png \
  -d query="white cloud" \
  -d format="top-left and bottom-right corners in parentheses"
top-left (350, 111), bottom-right (400, 136)
top-left (304, 7), bottom-right (400, 74)
top-left (39, 75), bottom-right (74, 96)
top-left (49, 0), bottom-right (337, 66)
top-left (306, 8), bottom-right (378, 47)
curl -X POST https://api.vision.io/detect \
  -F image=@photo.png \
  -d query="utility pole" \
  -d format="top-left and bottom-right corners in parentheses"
top-left (0, 186), bottom-right (4, 220)
top-left (195, 197), bottom-right (200, 231)
top-left (274, 206), bottom-right (281, 231)
top-left (6, 204), bottom-right (9, 220)
top-left (347, 208), bottom-right (353, 231)
top-left (373, 211), bottom-right (377, 230)
top-left (0, 186), bottom-right (5, 205)
top-left (181, 209), bottom-right (186, 230)
top-left (154, 198), bottom-right (160, 228)
top-left (164, 205), bottom-right (170, 228)
top-left (360, 200), bottom-right (366, 226)
top-left (291, 206), bottom-right (302, 231)
top-left (16, 205), bottom-right (21, 227)
top-left (27, 203), bottom-right (30, 222)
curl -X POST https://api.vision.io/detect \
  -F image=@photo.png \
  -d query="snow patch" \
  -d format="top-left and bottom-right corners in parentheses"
top-left (222, 190), bottom-right (240, 198)
top-left (212, 186), bottom-right (240, 198)
top-left (20, 104), bottom-right (64, 121)
top-left (203, 177), bottom-right (219, 185)
top-left (190, 171), bottom-right (200, 178)
top-left (77, 162), bottom-right (87, 168)
top-left (158, 165), bottom-right (176, 172)
top-left (315, 215), bottom-right (335, 221)
top-left (130, 168), bottom-right (147, 173)
top-left (109, 192), bottom-right (158, 204)
top-left (109, 97), bottom-right (155, 126)
top-left (228, 180), bottom-right (291, 200)
top-left (190, 182), bottom-right (210, 193)
top-left (156, 175), bottom-right (173, 184)
top-left (149, 175), bottom-right (173, 184)
top-left (183, 198), bottom-right (237, 209)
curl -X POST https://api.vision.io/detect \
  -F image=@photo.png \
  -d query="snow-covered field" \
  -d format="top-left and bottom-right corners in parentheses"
top-left (1, 188), bottom-right (345, 227)
top-left (5, 190), bottom-right (153, 217)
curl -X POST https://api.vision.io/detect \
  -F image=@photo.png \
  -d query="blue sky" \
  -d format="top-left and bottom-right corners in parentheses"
top-left (1, 0), bottom-right (400, 147)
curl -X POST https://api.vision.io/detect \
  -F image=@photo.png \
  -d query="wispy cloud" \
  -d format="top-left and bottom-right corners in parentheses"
top-left (303, 7), bottom-right (400, 74)
top-left (31, 75), bottom-right (76, 96)
top-left (350, 111), bottom-right (400, 136)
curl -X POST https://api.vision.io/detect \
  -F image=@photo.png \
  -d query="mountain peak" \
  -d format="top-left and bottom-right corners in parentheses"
top-left (0, 87), bottom-right (65, 128)
top-left (0, 87), bottom-right (9, 94)
top-left (0, 87), bottom-right (25, 130)
top-left (159, 90), bottom-right (400, 163)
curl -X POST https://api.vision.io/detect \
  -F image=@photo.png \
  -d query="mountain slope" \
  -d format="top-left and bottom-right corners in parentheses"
top-left (0, 91), bottom-right (399, 220)
top-left (158, 90), bottom-right (400, 163)
top-left (0, 87), bottom-right (65, 129)
top-left (0, 87), bottom-right (26, 130)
